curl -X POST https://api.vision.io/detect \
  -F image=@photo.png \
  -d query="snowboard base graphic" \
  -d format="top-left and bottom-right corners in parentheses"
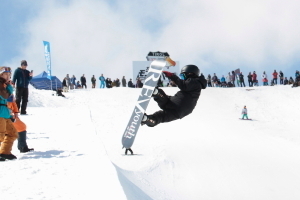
top-left (121, 59), bottom-right (174, 155)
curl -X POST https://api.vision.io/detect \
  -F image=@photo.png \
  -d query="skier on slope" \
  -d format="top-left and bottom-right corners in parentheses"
top-left (141, 65), bottom-right (207, 127)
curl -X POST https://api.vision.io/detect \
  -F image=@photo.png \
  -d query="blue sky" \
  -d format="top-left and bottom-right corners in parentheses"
top-left (1, 0), bottom-right (300, 82)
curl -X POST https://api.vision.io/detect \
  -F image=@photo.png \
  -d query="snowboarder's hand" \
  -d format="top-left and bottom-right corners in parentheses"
top-left (163, 71), bottom-right (173, 78)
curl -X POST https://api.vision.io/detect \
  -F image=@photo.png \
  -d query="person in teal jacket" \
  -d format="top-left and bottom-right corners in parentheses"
top-left (99, 74), bottom-right (106, 88)
top-left (0, 66), bottom-right (18, 161)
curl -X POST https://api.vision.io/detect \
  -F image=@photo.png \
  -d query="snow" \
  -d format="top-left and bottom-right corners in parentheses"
top-left (1, 85), bottom-right (300, 200)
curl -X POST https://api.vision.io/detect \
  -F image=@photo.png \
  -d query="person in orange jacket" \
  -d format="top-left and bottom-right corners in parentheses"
top-left (7, 93), bottom-right (34, 153)
top-left (0, 66), bottom-right (18, 161)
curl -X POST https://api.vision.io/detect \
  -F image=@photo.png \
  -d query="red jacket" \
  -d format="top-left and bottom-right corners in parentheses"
top-left (252, 73), bottom-right (257, 81)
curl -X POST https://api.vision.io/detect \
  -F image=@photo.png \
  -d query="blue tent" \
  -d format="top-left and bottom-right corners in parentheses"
top-left (30, 71), bottom-right (62, 90)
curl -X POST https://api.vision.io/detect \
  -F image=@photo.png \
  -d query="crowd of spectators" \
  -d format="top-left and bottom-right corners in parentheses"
top-left (206, 70), bottom-right (300, 88)
top-left (59, 69), bottom-right (300, 94)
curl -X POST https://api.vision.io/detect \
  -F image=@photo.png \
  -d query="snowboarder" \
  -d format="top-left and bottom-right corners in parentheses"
top-left (141, 65), bottom-right (207, 127)
top-left (241, 106), bottom-right (248, 120)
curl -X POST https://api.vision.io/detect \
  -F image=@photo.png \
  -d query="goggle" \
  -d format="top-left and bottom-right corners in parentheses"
top-left (0, 67), bottom-right (11, 74)
top-left (179, 73), bottom-right (187, 80)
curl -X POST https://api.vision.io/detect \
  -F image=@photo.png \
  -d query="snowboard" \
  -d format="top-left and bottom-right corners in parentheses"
top-left (121, 60), bottom-right (168, 154)
top-left (239, 118), bottom-right (252, 120)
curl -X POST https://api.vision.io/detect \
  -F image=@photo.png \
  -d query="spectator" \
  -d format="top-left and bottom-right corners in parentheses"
top-left (122, 76), bottom-right (126, 87)
top-left (56, 88), bottom-right (65, 97)
top-left (65, 74), bottom-right (71, 89)
top-left (288, 77), bottom-right (294, 85)
top-left (80, 74), bottom-right (87, 89)
top-left (76, 81), bottom-right (82, 89)
top-left (128, 79), bottom-right (135, 88)
top-left (99, 74), bottom-right (106, 88)
top-left (0, 66), bottom-right (18, 160)
top-left (212, 73), bottom-right (218, 87)
top-left (231, 71), bottom-right (236, 87)
top-left (272, 70), bottom-right (278, 85)
top-left (91, 75), bottom-right (96, 88)
top-left (239, 72), bottom-right (246, 87)
top-left (116, 78), bottom-right (120, 87)
top-left (136, 78), bottom-right (143, 88)
top-left (262, 71), bottom-right (268, 86)
top-left (106, 78), bottom-right (112, 88)
top-left (252, 71), bottom-right (258, 86)
top-left (226, 72), bottom-right (231, 85)
top-left (292, 75), bottom-right (300, 87)
top-left (207, 74), bottom-right (212, 87)
top-left (7, 93), bottom-right (34, 153)
top-left (220, 75), bottom-right (226, 87)
top-left (279, 71), bottom-right (284, 85)
top-left (283, 77), bottom-right (288, 85)
top-left (247, 72), bottom-right (253, 87)
top-left (70, 75), bottom-right (76, 90)
top-left (62, 78), bottom-right (68, 92)
top-left (236, 72), bottom-right (241, 87)
top-left (12, 60), bottom-right (32, 115)
top-left (112, 80), bottom-right (117, 87)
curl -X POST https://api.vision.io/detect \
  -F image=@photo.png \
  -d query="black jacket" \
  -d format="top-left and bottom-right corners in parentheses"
top-left (167, 74), bottom-right (207, 118)
top-left (62, 79), bottom-right (67, 87)
top-left (239, 74), bottom-right (244, 82)
top-left (80, 76), bottom-right (86, 84)
top-left (12, 68), bottom-right (32, 88)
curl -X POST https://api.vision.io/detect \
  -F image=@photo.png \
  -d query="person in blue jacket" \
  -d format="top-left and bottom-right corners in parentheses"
top-left (99, 74), bottom-right (106, 88)
top-left (12, 60), bottom-right (33, 115)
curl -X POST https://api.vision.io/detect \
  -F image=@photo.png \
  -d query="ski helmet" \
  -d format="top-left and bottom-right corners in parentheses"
top-left (181, 65), bottom-right (200, 76)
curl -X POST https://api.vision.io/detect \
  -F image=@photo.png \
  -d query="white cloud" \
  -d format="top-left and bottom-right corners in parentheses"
top-left (6, 0), bottom-right (300, 82)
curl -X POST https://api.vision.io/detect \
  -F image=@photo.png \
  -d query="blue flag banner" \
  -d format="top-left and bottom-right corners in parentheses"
top-left (43, 41), bottom-right (52, 79)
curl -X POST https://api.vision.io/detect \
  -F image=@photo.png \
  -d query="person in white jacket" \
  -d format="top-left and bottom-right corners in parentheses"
top-left (226, 72), bottom-right (231, 83)
top-left (241, 106), bottom-right (248, 119)
top-left (262, 71), bottom-right (268, 86)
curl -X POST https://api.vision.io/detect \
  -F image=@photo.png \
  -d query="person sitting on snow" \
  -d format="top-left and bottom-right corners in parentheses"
top-left (141, 65), bottom-right (207, 127)
top-left (56, 88), bottom-right (65, 97)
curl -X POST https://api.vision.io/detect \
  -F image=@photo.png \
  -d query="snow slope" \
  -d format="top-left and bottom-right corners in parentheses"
top-left (1, 85), bottom-right (300, 200)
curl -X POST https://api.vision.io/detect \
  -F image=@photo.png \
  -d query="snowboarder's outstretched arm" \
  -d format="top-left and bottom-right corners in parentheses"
top-left (169, 74), bottom-right (207, 91)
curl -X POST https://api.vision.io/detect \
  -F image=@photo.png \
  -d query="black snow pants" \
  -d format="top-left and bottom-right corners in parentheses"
top-left (150, 88), bottom-right (180, 126)
top-left (15, 87), bottom-right (29, 114)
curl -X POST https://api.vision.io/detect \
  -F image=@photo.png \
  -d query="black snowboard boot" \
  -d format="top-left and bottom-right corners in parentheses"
top-left (20, 147), bottom-right (34, 153)
top-left (0, 154), bottom-right (17, 160)
top-left (141, 114), bottom-right (157, 127)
